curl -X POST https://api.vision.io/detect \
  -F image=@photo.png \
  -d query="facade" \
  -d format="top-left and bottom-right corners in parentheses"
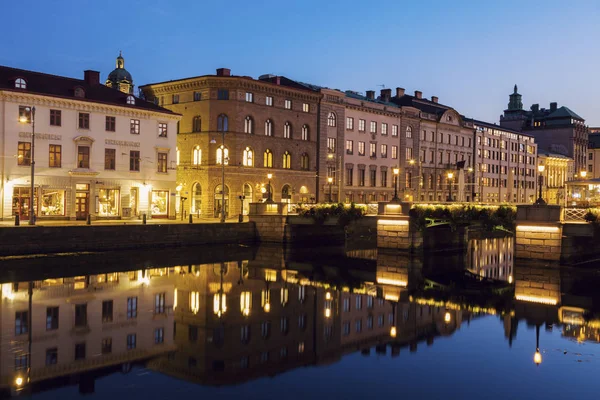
top-left (587, 132), bottom-right (600, 179)
top-left (537, 150), bottom-right (574, 205)
top-left (140, 69), bottom-right (320, 219)
top-left (0, 60), bottom-right (179, 221)
top-left (500, 85), bottom-right (588, 173)
top-left (471, 120), bottom-right (538, 203)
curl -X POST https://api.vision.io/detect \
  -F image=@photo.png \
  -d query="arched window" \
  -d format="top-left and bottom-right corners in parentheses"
top-left (74, 87), bottom-right (85, 98)
top-left (282, 151), bottom-right (291, 169)
top-left (176, 147), bottom-right (180, 166)
top-left (244, 116), bottom-right (253, 134)
top-left (243, 147), bottom-right (253, 167)
top-left (192, 116), bottom-right (201, 132)
top-left (281, 185), bottom-right (292, 203)
top-left (217, 146), bottom-right (229, 165)
top-left (301, 125), bottom-right (309, 141)
top-left (265, 119), bottom-right (273, 136)
top-left (264, 149), bottom-right (273, 168)
top-left (192, 146), bottom-right (201, 165)
top-left (327, 112), bottom-right (336, 127)
top-left (126, 95), bottom-right (135, 105)
top-left (283, 122), bottom-right (292, 139)
top-left (217, 114), bottom-right (228, 132)
top-left (301, 153), bottom-right (309, 170)
top-left (406, 126), bottom-right (412, 138)
top-left (191, 183), bottom-right (202, 214)
top-left (14, 78), bottom-right (26, 89)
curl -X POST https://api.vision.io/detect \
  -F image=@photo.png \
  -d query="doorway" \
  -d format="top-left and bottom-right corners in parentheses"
top-left (75, 183), bottom-right (89, 220)
top-left (214, 184), bottom-right (229, 218)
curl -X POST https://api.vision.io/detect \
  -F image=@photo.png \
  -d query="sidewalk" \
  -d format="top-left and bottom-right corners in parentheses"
top-left (0, 216), bottom-right (246, 227)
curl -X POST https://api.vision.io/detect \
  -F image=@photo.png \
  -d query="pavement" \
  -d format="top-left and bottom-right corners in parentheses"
top-left (0, 216), bottom-right (246, 227)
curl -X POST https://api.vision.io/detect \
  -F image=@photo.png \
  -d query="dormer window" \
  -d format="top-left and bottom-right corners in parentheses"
top-left (127, 95), bottom-right (135, 105)
top-left (447, 116), bottom-right (452, 122)
top-left (74, 87), bottom-right (85, 98)
top-left (15, 78), bottom-right (26, 89)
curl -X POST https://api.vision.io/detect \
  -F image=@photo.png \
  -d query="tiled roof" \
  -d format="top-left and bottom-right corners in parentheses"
top-left (1, 65), bottom-right (176, 114)
top-left (547, 106), bottom-right (584, 121)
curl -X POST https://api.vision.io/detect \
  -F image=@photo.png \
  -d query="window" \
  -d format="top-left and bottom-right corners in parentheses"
top-left (129, 150), bottom-right (140, 172)
top-left (127, 95), bottom-right (135, 105)
top-left (50, 109), bottom-right (62, 126)
top-left (370, 121), bottom-right (377, 133)
top-left (15, 311), bottom-right (28, 335)
top-left (217, 114), bottom-right (228, 132)
top-left (243, 147), bottom-right (253, 166)
top-left (370, 169), bottom-right (376, 187)
top-left (367, 315), bottom-right (373, 329)
top-left (15, 78), bottom-right (26, 89)
top-left (77, 146), bottom-right (90, 168)
top-left (104, 116), bottom-right (116, 132)
top-left (301, 125), bottom-right (309, 141)
top-left (381, 170), bottom-right (388, 187)
top-left (282, 151), bottom-right (291, 169)
top-left (355, 319), bottom-right (362, 333)
top-left (46, 307), bottom-right (59, 330)
top-left (261, 321), bottom-right (271, 339)
top-left (301, 153), bottom-right (309, 170)
top-left (381, 144), bottom-right (388, 158)
top-left (406, 147), bottom-right (413, 160)
top-left (18, 141), bottom-right (31, 166)
top-left (406, 126), bottom-right (412, 138)
top-left (172, 94), bottom-right (179, 104)
top-left (392, 145), bottom-right (398, 159)
top-left (346, 117), bottom-right (354, 130)
top-left (99, 300), bottom-right (113, 323)
top-left (244, 116), bottom-right (253, 134)
top-left (192, 146), bottom-right (201, 165)
top-left (155, 293), bottom-right (166, 314)
top-left (327, 137), bottom-right (336, 153)
top-left (75, 88), bottom-right (87, 99)
top-left (19, 106), bottom-right (31, 123)
top-left (358, 168), bottom-right (365, 186)
top-left (104, 148), bottom-right (116, 170)
top-left (280, 317), bottom-right (289, 334)
top-left (155, 328), bottom-right (164, 344)
top-left (157, 152), bottom-right (168, 173)
top-left (343, 298), bottom-right (350, 312)
top-left (382, 123), bottom-right (388, 135)
top-left (49, 144), bottom-right (61, 167)
top-left (328, 112), bottom-right (336, 127)
top-left (216, 146), bottom-right (229, 165)
top-left (589, 152), bottom-right (593, 160)
top-left (283, 122), bottom-right (292, 139)
top-left (102, 338), bottom-right (112, 354)
top-left (266, 96), bottom-right (273, 106)
top-left (192, 116), bottom-right (201, 132)
top-left (299, 286), bottom-right (306, 302)
top-left (370, 143), bottom-right (376, 158)
top-left (303, 103), bottom-right (309, 112)
top-left (127, 334), bottom-right (137, 350)
top-left (75, 343), bottom-right (86, 360)
top-left (378, 314), bottom-right (384, 327)
top-left (75, 304), bottom-right (87, 327)
top-left (264, 149), bottom-right (273, 167)
top-left (43, 348), bottom-right (58, 366)
top-left (241, 325), bottom-right (250, 344)
top-left (15, 354), bottom-right (28, 371)
top-left (194, 91), bottom-right (201, 101)
top-left (346, 166), bottom-right (353, 185)
top-left (355, 295), bottom-right (362, 310)
top-left (343, 321), bottom-right (350, 336)
top-left (346, 140), bottom-right (354, 154)
top-left (245, 92), bottom-right (254, 102)
top-left (265, 119), bottom-right (273, 136)
top-left (130, 119), bottom-right (140, 134)
top-left (358, 141), bottom-right (365, 156)
top-left (359, 119), bottom-right (366, 132)
top-left (285, 99), bottom-right (292, 109)
top-left (78, 113), bottom-right (90, 129)
top-left (217, 89), bottom-right (229, 100)
top-left (158, 123), bottom-right (168, 137)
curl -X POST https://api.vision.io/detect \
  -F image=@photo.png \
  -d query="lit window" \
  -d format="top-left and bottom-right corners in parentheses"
top-left (176, 147), bottom-right (180, 165)
top-left (265, 119), bottom-right (273, 136)
top-left (266, 96), bottom-right (273, 106)
top-left (285, 100), bottom-right (292, 109)
top-left (264, 149), bottom-right (273, 168)
top-left (406, 126), bottom-right (412, 138)
top-left (15, 78), bottom-right (26, 89)
top-left (302, 103), bottom-right (309, 112)
top-left (283, 151), bottom-right (291, 169)
top-left (217, 146), bottom-right (229, 165)
top-left (126, 95), bottom-right (135, 105)
top-left (243, 147), bottom-right (253, 166)
top-left (346, 117), bottom-right (354, 130)
top-left (327, 112), bottom-right (336, 127)
top-left (284, 122), bottom-right (292, 139)
top-left (381, 123), bottom-right (388, 135)
top-left (358, 119), bottom-right (366, 132)
top-left (370, 121), bottom-right (377, 133)
top-left (158, 123), bottom-right (168, 137)
top-left (392, 125), bottom-right (398, 137)
top-left (301, 125), bottom-right (309, 141)
top-left (192, 146), bottom-right (201, 165)
top-left (240, 292), bottom-right (251, 316)
top-left (244, 116), bottom-right (253, 134)
top-left (245, 92), bottom-right (254, 102)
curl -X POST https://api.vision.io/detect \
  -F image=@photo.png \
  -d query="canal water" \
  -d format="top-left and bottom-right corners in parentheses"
top-left (0, 236), bottom-right (598, 399)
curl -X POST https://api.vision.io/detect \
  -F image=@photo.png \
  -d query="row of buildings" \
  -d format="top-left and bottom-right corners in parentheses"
top-left (0, 56), bottom-right (589, 221)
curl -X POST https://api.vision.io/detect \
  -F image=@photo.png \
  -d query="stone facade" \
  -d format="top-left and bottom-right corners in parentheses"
top-left (537, 151), bottom-right (574, 205)
top-left (376, 216), bottom-right (420, 250)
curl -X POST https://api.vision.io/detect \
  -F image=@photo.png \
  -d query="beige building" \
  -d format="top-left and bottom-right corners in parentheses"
top-left (537, 150), bottom-right (574, 205)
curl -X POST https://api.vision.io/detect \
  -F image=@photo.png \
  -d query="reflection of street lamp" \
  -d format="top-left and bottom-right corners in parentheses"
top-left (213, 263), bottom-right (227, 318)
top-left (444, 311), bottom-right (451, 324)
top-left (327, 177), bottom-right (333, 202)
top-left (535, 165), bottom-right (546, 205)
top-left (580, 170), bottom-right (587, 179)
top-left (389, 302), bottom-right (397, 337)
top-left (447, 172), bottom-right (454, 202)
top-left (392, 167), bottom-right (400, 202)
top-left (19, 106), bottom-right (36, 225)
top-left (534, 324), bottom-right (542, 366)
top-left (266, 173), bottom-right (273, 203)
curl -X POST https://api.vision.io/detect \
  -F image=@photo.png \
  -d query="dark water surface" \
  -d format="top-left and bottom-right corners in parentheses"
top-left (1, 237), bottom-right (599, 399)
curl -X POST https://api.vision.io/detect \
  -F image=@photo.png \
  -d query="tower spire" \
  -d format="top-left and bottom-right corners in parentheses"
top-left (508, 84), bottom-right (523, 111)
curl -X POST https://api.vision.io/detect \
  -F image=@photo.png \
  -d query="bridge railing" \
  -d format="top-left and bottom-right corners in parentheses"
top-left (563, 207), bottom-right (589, 222)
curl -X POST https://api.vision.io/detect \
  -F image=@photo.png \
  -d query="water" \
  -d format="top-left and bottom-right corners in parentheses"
top-left (1, 237), bottom-right (599, 400)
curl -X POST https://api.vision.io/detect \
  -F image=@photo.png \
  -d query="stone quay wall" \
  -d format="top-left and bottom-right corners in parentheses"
top-left (515, 224), bottom-right (563, 261)
top-left (0, 223), bottom-right (256, 256)
top-left (376, 217), bottom-right (421, 251)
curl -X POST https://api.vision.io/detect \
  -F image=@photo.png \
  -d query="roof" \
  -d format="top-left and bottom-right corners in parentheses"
top-left (547, 106), bottom-right (584, 121)
top-left (589, 134), bottom-right (600, 149)
top-left (469, 118), bottom-right (534, 137)
top-left (537, 149), bottom-right (573, 160)
top-left (0, 65), bottom-right (176, 114)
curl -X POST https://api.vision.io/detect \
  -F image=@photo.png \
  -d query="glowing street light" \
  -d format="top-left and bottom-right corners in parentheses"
top-left (580, 170), bottom-right (587, 179)
top-left (392, 167), bottom-right (400, 202)
top-left (447, 172), bottom-right (454, 202)
top-left (535, 165), bottom-right (546, 205)
top-left (266, 173), bottom-right (274, 203)
top-left (327, 177), bottom-right (333, 203)
top-left (444, 311), bottom-right (451, 324)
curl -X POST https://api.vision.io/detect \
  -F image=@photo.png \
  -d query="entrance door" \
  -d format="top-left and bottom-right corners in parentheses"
top-left (75, 192), bottom-right (89, 220)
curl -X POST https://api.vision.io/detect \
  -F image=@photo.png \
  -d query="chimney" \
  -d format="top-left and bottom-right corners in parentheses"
top-left (380, 88), bottom-right (392, 102)
top-left (84, 70), bottom-right (100, 86)
top-left (414, 90), bottom-right (422, 99)
top-left (366, 90), bottom-right (375, 100)
top-left (550, 102), bottom-right (557, 111)
top-left (275, 76), bottom-right (281, 85)
top-left (431, 96), bottom-right (438, 103)
top-left (216, 68), bottom-right (231, 77)
top-left (395, 87), bottom-right (405, 97)
top-left (531, 104), bottom-right (539, 113)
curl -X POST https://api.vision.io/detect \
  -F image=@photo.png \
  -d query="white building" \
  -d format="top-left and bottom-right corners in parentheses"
top-left (0, 58), bottom-right (180, 221)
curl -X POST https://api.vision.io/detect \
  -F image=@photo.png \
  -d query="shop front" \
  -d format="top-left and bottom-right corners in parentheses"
top-left (151, 190), bottom-right (169, 218)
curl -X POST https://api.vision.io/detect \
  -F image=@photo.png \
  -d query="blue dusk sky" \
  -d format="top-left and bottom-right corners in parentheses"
top-left (1, 0), bottom-right (598, 125)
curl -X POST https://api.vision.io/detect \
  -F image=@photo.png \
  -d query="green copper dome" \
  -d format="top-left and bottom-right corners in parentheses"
top-left (106, 52), bottom-right (134, 94)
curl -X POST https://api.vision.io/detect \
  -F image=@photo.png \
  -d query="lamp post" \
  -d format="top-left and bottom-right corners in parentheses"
top-left (447, 172), bottom-right (454, 202)
top-left (468, 167), bottom-right (474, 202)
top-left (266, 173), bottom-right (273, 203)
top-left (19, 107), bottom-right (36, 225)
top-left (535, 165), bottom-right (546, 205)
top-left (327, 177), bottom-right (333, 203)
top-left (392, 167), bottom-right (400, 202)
top-left (580, 170), bottom-right (588, 203)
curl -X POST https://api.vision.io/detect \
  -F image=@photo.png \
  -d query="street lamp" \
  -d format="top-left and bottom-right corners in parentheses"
top-left (19, 106), bottom-right (36, 225)
top-left (535, 165), bottom-right (546, 205)
top-left (327, 177), bottom-right (333, 203)
top-left (266, 173), bottom-right (273, 203)
top-left (580, 170), bottom-right (587, 179)
top-left (447, 172), bottom-right (454, 202)
top-left (468, 167), bottom-right (474, 202)
top-left (392, 167), bottom-right (400, 202)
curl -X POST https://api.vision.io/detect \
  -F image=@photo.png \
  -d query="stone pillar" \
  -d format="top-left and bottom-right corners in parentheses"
top-left (515, 205), bottom-right (562, 261)
top-left (247, 202), bottom-right (288, 243)
top-left (376, 202), bottom-right (422, 251)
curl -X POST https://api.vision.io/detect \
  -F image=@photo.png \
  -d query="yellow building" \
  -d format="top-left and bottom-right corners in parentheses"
top-left (537, 150), bottom-right (574, 205)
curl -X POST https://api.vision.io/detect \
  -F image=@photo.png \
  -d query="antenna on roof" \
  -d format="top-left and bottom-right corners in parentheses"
top-left (376, 84), bottom-right (385, 88)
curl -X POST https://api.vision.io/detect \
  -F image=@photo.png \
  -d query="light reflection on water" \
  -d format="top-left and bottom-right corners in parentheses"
top-left (0, 237), bottom-right (598, 399)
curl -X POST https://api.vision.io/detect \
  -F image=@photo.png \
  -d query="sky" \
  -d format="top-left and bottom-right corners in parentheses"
top-left (1, 0), bottom-right (598, 124)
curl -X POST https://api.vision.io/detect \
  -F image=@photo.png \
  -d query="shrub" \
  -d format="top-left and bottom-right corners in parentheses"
top-left (297, 203), bottom-right (367, 226)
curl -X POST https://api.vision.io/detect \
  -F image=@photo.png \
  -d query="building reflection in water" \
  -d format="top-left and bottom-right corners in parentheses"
top-left (467, 236), bottom-right (513, 282)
